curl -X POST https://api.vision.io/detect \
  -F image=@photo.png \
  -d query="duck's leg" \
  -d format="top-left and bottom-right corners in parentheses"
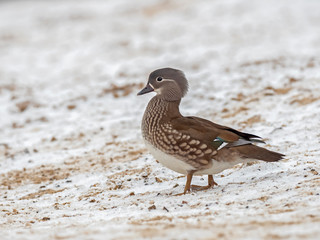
top-left (191, 175), bottom-right (218, 191)
top-left (208, 175), bottom-right (219, 186)
top-left (174, 172), bottom-right (193, 196)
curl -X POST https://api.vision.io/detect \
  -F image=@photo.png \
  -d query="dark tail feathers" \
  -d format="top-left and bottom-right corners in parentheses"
top-left (234, 144), bottom-right (285, 162)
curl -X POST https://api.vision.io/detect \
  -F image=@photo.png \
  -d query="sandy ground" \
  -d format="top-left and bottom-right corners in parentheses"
top-left (0, 0), bottom-right (320, 239)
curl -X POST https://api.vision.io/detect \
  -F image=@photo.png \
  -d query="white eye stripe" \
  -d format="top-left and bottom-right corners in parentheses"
top-left (159, 78), bottom-right (174, 82)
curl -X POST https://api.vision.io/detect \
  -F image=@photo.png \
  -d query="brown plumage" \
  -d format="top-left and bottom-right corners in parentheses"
top-left (138, 68), bottom-right (284, 194)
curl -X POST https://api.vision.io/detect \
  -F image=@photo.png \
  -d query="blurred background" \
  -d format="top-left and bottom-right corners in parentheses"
top-left (1, 0), bottom-right (319, 86)
top-left (1, 0), bottom-right (319, 148)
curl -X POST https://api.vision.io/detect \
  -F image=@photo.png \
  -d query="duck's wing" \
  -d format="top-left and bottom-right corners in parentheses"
top-left (171, 116), bottom-right (265, 150)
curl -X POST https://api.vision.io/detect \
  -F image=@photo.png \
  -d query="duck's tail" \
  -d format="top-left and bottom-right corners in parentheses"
top-left (232, 144), bottom-right (285, 162)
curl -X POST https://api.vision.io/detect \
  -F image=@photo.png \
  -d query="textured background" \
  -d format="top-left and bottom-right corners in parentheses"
top-left (0, 0), bottom-right (320, 239)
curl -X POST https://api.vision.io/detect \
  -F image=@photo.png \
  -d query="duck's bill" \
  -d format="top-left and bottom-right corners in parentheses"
top-left (137, 84), bottom-right (154, 95)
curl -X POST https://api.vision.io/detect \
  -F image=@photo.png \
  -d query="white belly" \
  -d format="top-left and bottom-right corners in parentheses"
top-left (195, 160), bottom-right (244, 175)
top-left (145, 141), bottom-right (249, 175)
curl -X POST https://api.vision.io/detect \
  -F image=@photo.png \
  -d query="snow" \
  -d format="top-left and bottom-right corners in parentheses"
top-left (0, 0), bottom-right (320, 239)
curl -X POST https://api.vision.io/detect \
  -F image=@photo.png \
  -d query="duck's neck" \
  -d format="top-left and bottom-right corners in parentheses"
top-left (145, 96), bottom-right (182, 121)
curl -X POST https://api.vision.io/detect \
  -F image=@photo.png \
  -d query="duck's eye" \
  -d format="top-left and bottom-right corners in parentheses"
top-left (156, 76), bottom-right (163, 82)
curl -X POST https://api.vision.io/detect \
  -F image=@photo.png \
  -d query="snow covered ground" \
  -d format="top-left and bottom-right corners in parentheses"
top-left (0, 0), bottom-right (320, 239)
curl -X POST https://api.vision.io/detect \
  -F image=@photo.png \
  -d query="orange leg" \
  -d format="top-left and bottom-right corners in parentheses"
top-left (208, 175), bottom-right (218, 186)
top-left (174, 173), bottom-right (193, 196)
